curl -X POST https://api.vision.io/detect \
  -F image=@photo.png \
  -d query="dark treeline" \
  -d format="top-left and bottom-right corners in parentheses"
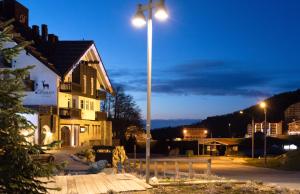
top-left (152, 89), bottom-right (300, 139)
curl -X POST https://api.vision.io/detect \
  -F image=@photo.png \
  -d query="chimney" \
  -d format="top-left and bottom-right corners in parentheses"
top-left (1, 0), bottom-right (29, 26)
top-left (41, 24), bottom-right (48, 41)
top-left (32, 25), bottom-right (39, 39)
top-left (48, 34), bottom-right (58, 45)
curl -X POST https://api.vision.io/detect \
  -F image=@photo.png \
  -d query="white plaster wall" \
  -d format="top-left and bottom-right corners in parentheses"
top-left (5, 41), bottom-right (59, 106)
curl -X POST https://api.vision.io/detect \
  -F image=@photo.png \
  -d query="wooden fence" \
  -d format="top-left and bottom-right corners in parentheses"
top-left (125, 158), bottom-right (211, 179)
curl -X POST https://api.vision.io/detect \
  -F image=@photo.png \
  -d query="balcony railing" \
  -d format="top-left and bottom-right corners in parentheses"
top-left (59, 108), bottom-right (81, 119)
top-left (96, 90), bottom-right (107, 100)
top-left (95, 111), bottom-right (107, 121)
top-left (60, 82), bottom-right (81, 93)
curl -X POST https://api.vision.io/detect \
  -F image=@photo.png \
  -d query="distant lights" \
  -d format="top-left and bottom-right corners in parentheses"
top-left (283, 144), bottom-right (298, 150)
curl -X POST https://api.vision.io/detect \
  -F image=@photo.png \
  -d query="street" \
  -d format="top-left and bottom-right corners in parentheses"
top-left (208, 157), bottom-right (300, 190)
top-left (134, 156), bottom-right (300, 190)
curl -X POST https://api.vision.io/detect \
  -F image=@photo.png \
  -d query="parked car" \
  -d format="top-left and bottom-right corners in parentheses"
top-left (30, 150), bottom-right (55, 163)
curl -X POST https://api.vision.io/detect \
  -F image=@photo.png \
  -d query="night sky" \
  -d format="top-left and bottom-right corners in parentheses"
top-left (19, 0), bottom-right (300, 120)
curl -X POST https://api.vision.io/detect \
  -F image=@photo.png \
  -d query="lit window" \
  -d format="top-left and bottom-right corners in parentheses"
top-left (83, 75), bottom-right (86, 94)
top-left (91, 77), bottom-right (94, 96)
top-left (90, 101), bottom-right (94, 111)
top-left (67, 99), bottom-right (71, 108)
top-left (86, 100), bottom-right (89, 110)
top-left (80, 100), bottom-right (84, 109)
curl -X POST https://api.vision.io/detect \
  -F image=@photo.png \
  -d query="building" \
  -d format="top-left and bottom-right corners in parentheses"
top-left (287, 120), bottom-right (300, 135)
top-left (247, 122), bottom-right (282, 137)
top-left (182, 127), bottom-right (208, 140)
top-left (199, 138), bottom-right (241, 156)
top-left (284, 102), bottom-right (300, 135)
top-left (285, 102), bottom-right (300, 123)
top-left (0, 0), bottom-right (114, 147)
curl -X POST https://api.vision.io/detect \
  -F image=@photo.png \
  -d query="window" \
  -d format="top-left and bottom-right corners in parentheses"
top-left (83, 75), bottom-right (87, 94)
top-left (80, 100), bottom-right (84, 109)
top-left (90, 101), bottom-right (94, 111)
top-left (91, 77), bottom-right (94, 96)
top-left (86, 100), bottom-right (89, 110)
top-left (67, 99), bottom-right (71, 108)
top-left (72, 99), bottom-right (76, 108)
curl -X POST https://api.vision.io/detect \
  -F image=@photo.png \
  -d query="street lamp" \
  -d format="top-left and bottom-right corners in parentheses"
top-left (259, 101), bottom-right (267, 166)
top-left (240, 110), bottom-right (255, 158)
top-left (131, 0), bottom-right (169, 183)
top-left (202, 130), bottom-right (208, 155)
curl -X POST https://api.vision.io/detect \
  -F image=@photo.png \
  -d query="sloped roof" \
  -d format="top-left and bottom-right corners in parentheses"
top-left (49, 41), bottom-right (94, 75)
top-left (199, 138), bottom-right (242, 146)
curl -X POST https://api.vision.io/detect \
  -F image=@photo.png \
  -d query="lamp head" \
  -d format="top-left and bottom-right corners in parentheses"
top-left (260, 101), bottom-right (267, 109)
top-left (132, 4), bottom-right (146, 28)
top-left (155, 0), bottom-right (169, 21)
top-left (239, 110), bottom-right (244, 114)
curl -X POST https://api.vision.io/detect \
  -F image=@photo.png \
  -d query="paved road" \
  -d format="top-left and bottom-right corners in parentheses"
top-left (189, 157), bottom-right (300, 190)
top-left (49, 148), bottom-right (90, 172)
top-left (134, 156), bottom-right (300, 190)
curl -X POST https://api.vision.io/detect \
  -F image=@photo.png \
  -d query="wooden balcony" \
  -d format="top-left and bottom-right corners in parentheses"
top-left (96, 90), bottom-right (107, 100)
top-left (95, 111), bottom-right (107, 121)
top-left (60, 82), bottom-right (81, 93)
top-left (59, 108), bottom-right (81, 119)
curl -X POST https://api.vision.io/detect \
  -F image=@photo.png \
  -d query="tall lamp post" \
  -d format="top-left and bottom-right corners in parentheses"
top-left (259, 101), bottom-right (267, 166)
top-left (240, 110), bottom-right (255, 158)
top-left (131, 0), bottom-right (169, 183)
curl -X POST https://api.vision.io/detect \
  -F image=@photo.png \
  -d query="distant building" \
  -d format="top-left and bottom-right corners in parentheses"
top-left (287, 120), bottom-right (300, 135)
top-left (284, 102), bottom-right (300, 135)
top-left (182, 127), bottom-right (208, 140)
top-left (247, 122), bottom-right (282, 137)
top-left (285, 102), bottom-right (300, 123)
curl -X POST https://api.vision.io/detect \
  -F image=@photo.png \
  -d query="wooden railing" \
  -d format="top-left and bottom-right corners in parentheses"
top-left (60, 82), bottom-right (81, 93)
top-left (125, 158), bottom-right (211, 179)
top-left (59, 108), bottom-right (81, 119)
top-left (95, 111), bottom-right (107, 121)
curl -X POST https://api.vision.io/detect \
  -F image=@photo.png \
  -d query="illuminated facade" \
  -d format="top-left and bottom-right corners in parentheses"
top-left (0, 0), bottom-right (114, 146)
top-left (182, 127), bottom-right (208, 140)
top-left (247, 122), bottom-right (282, 137)
top-left (285, 102), bottom-right (300, 135)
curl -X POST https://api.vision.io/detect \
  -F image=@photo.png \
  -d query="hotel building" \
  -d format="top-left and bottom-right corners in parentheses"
top-left (0, 0), bottom-right (114, 146)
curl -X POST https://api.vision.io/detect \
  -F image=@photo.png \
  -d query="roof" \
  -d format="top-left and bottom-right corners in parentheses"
top-left (199, 138), bottom-right (242, 146)
top-left (49, 41), bottom-right (94, 75)
top-left (0, 18), bottom-right (114, 94)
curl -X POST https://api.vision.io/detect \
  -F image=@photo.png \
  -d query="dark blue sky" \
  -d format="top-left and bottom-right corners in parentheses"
top-left (20, 0), bottom-right (300, 119)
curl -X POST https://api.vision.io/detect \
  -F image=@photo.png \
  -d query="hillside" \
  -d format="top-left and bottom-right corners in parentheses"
top-left (152, 89), bottom-right (300, 140)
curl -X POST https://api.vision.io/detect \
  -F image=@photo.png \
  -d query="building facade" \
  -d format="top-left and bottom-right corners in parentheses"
top-left (0, 0), bottom-right (114, 147)
top-left (182, 127), bottom-right (208, 140)
top-left (284, 102), bottom-right (300, 135)
top-left (247, 122), bottom-right (283, 137)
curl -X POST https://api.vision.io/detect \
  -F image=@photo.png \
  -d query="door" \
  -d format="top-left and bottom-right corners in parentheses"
top-left (61, 126), bottom-right (71, 147)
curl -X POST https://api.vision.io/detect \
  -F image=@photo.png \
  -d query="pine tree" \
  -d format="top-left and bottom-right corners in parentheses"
top-left (0, 21), bottom-right (60, 193)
